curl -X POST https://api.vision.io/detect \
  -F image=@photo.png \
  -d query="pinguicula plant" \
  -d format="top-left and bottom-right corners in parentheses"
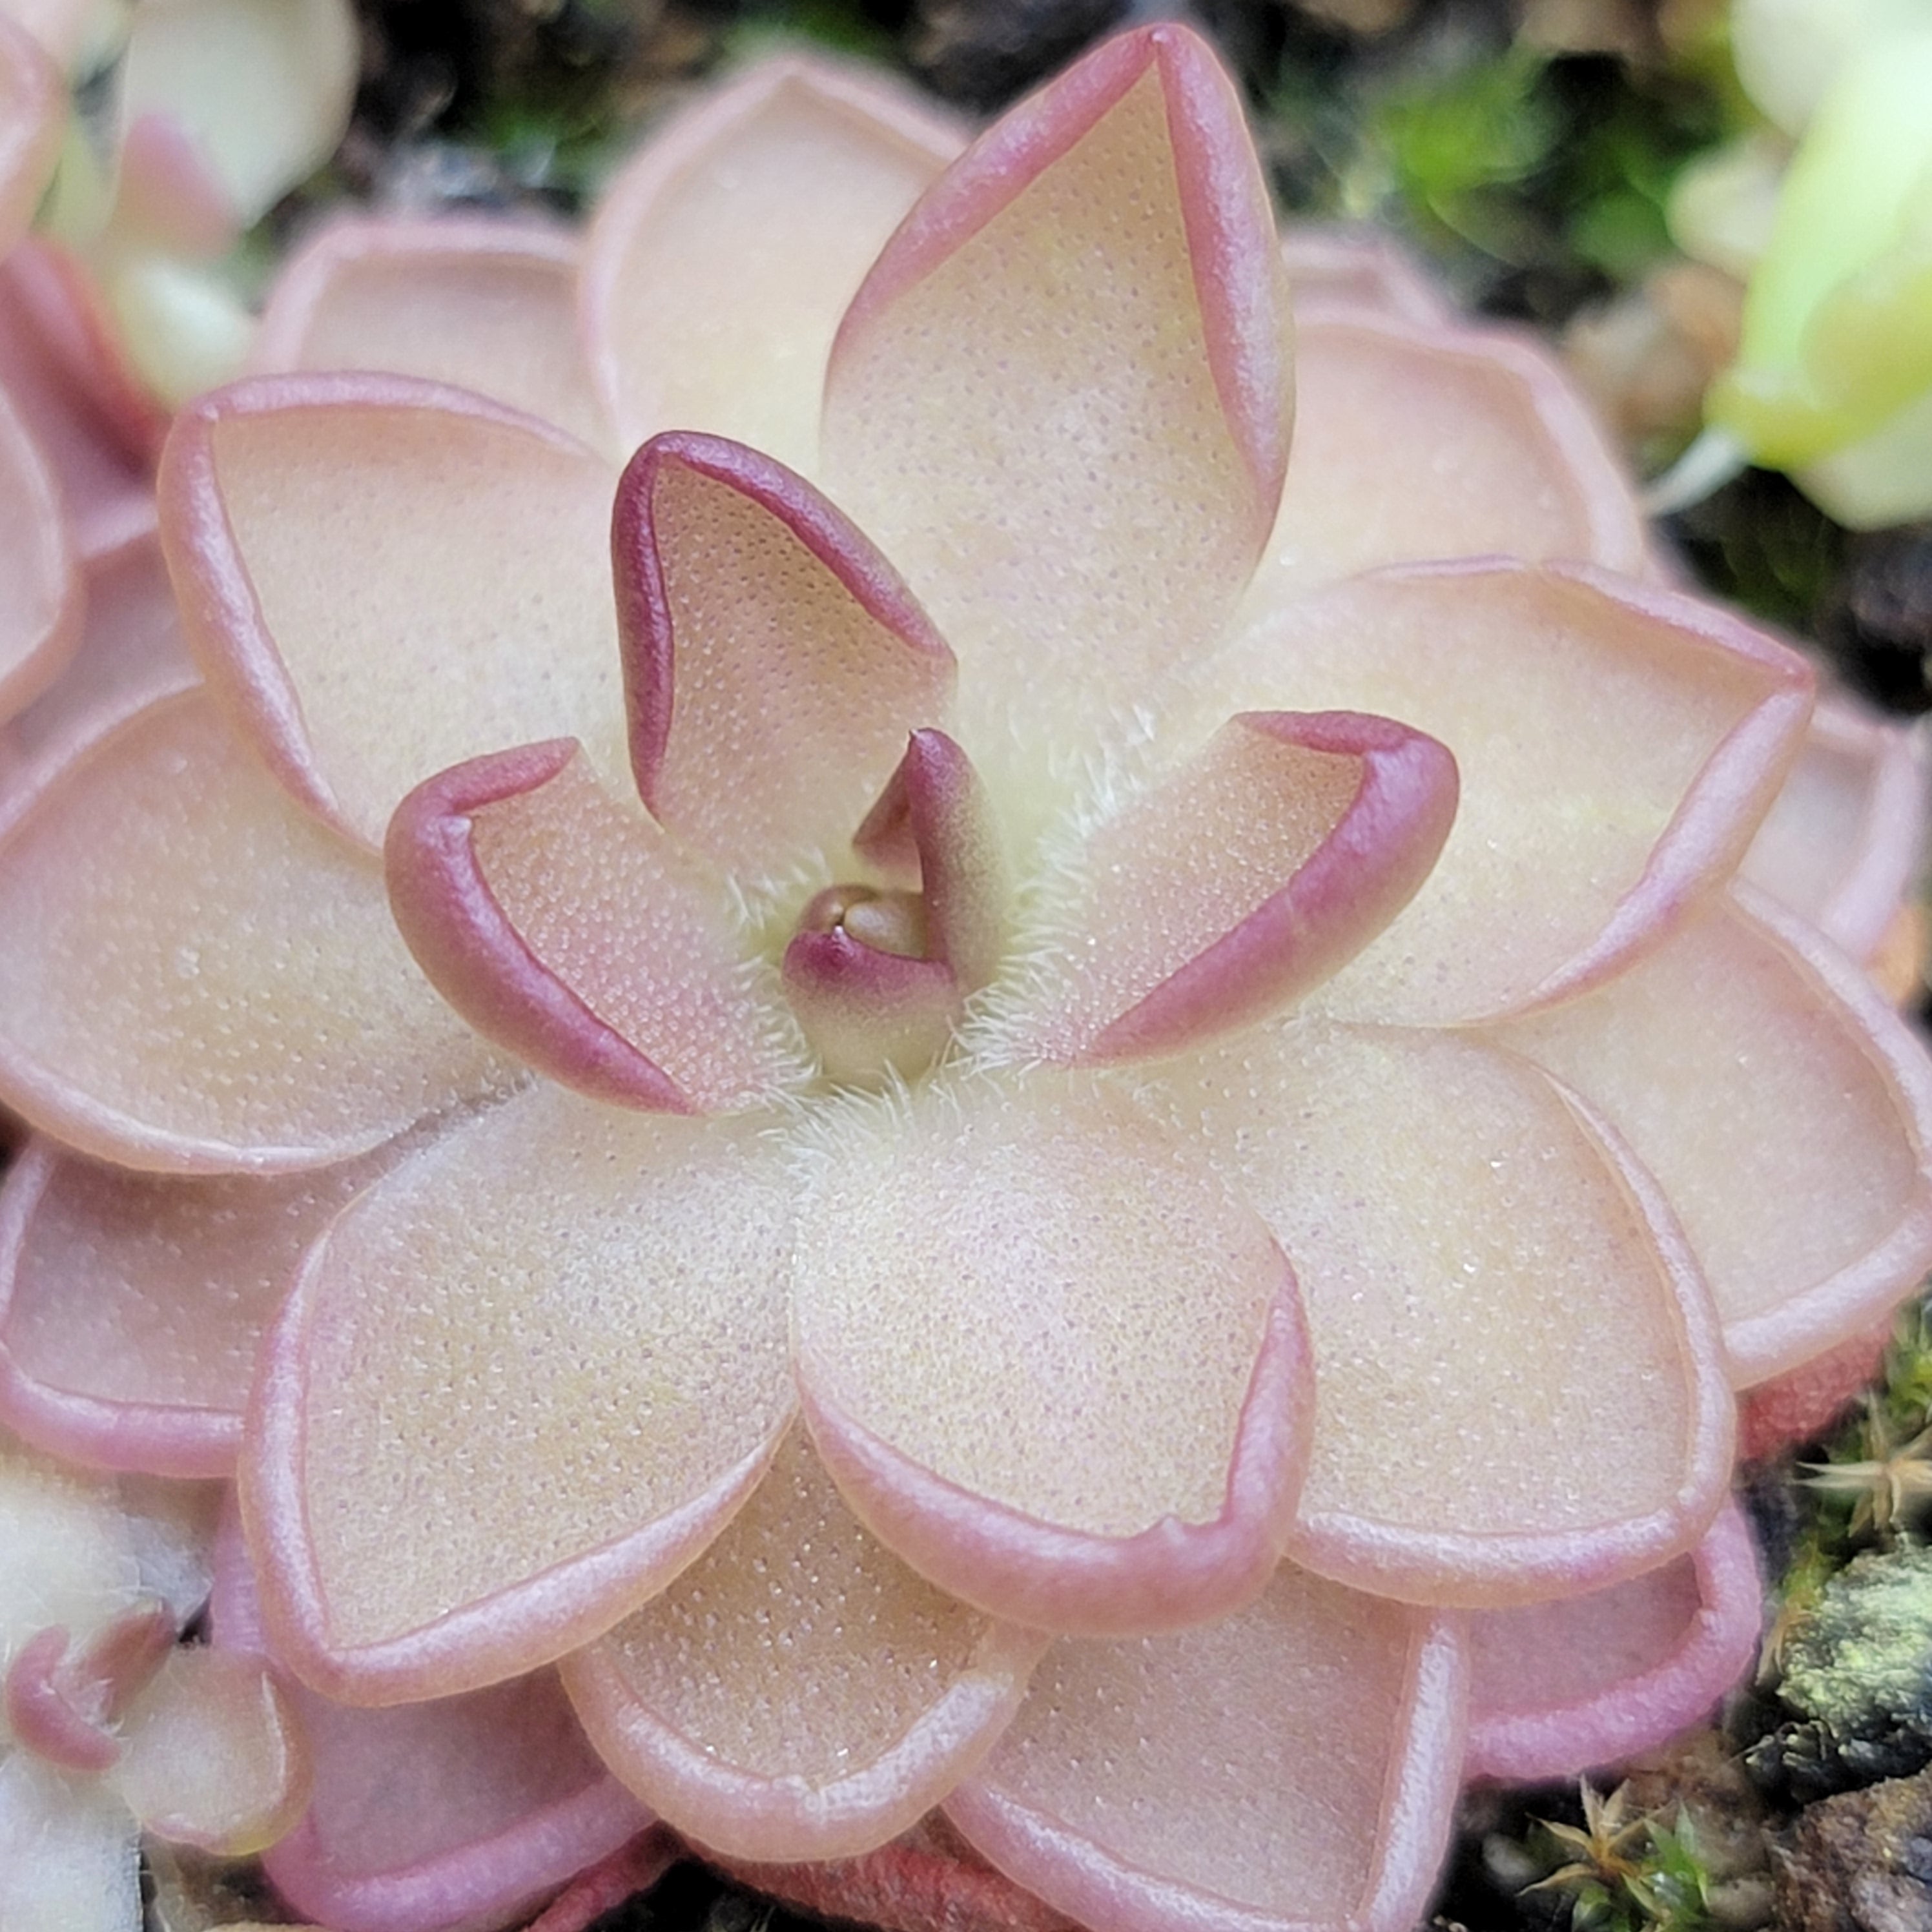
top-left (0, 1439), bottom-right (308, 1926)
top-left (3, 21), bottom-right (1932, 1932)
top-left (2, 0), bottom-right (356, 416)
top-left (3, 0), bottom-right (357, 749)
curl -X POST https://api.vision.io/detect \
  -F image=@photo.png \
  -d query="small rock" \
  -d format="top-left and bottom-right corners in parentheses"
top-left (1625, 1730), bottom-right (1771, 1887)
top-left (1709, 1873), bottom-right (1776, 1929)
top-left (1776, 1765), bottom-right (1932, 1932)
top-left (1823, 526), bottom-right (1932, 716)
top-left (1749, 1546), bottom-right (1932, 1800)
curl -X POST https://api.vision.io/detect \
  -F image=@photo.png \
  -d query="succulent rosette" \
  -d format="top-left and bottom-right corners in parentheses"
top-left (0, 1437), bottom-right (308, 1927)
top-left (3, 23), bottom-right (1932, 1932)
top-left (2, 0), bottom-right (358, 779)
top-left (4, 0), bottom-right (356, 406)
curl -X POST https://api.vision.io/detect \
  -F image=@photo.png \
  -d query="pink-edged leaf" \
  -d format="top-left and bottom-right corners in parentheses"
top-left (5, 1621), bottom-right (140, 1773)
top-left (1238, 310), bottom-right (1651, 622)
top-left (1464, 1501), bottom-right (1761, 1782)
top-left (0, 1133), bottom-right (412, 1478)
top-left (1280, 225), bottom-right (1451, 327)
top-left (0, 538), bottom-right (198, 834)
top-left (158, 374), bottom-right (623, 847)
top-left (243, 1082), bottom-right (797, 1703)
top-left (0, 242), bottom-right (169, 458)
top-left (1153, 1021), bottom-right (1735, 1607)
top-left (0, 245), bottom-right (161, 564)
top-left (0, 13), bottom-right (61, 257)
top-left (0, 688), bottom-right (511, 1173)
top-left (582, 54), bottom-right (962, 473)
top-left (114, 1645), bottom-right (312, 1855)
top-left (1501, 888), bottom-right (1932, 1388)
top-left (264, 1681), bottom-right (648, 1932)
top-left (985, 712), bottom-right (1456, 1066)
top-left (0, 1449), bottom-right (212, 1776)
top-left (613, 432), bottom-right (954, 883)
top-left (0, 370), bottom-right (81, 723)
top-left (821, 25), bottom-right (1293, 752)
top-left (76, 1601), bottom-right (179, 1719)
top-left (252, 216), bottom-right (610, 453)
top-left (1207, 562), bottom-right (1815, 1025)
top-left (945, 1566), bottom-right (1466, 1932)
top-left (112, 111), bottom-right (238, 258)
top-left (563, 1428), bottom-right (1047, 1862)
top-left (211, 1511), bottom-right (648, 1932)
top-left (1742, 694), bottom-right (1929, 966)
top-left (793, 1067), bottom-right (1311, 1636)
top-left (387, 740), bottom-right (804, 1114)
top-left (783, 730), bottom-right (1006, 1082)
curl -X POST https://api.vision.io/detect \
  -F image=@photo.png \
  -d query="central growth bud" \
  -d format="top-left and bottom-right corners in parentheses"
top-left (783, 878), bottom-right (958, 1085)
top-left (799, 885), bottom-right (930, 961)
top-left (778, 729), bottom-right (1005, 1087)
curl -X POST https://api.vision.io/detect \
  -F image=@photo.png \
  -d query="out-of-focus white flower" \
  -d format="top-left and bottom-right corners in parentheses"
top-left (8, 0), bottom-right (356, 406)
top-left (1670, 0), bottom-right (1932, 525)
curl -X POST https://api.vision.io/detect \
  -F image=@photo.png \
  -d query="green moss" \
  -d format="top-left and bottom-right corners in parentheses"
top-left (726, 2), bottom-right (899, 64)
top-left (1364, 43), bottom-right (1558, 252)
top-left (1622, 1814), bottom-right (1716, 1932)
top-left (471, 99), bottom-right (635, 203)
top-left (1871, 1301), bottom-right (1932, 1440)
top-left (1264, 21), bottom-right (1733, 322)
top-left (1518, 1785), bottom-right (1715, 1932)
top-left (1551, 74), bottom-right (1726, 283)
top-left (1666, 467), bottom-right (1847, 633)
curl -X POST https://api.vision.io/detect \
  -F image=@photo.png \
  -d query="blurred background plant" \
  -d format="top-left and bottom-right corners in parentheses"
top-left (8, 0), bottom-right (358, 400)
top-left (1666, 0), bottom-right (1932, 533)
